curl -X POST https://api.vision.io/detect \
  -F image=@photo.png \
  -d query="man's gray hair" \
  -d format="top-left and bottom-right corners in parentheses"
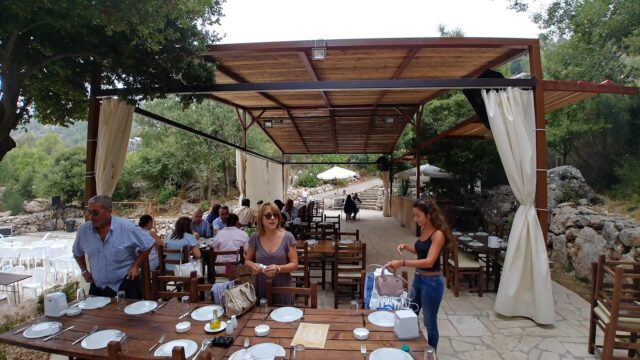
top-left (88, 195), bottom-right (113, 209)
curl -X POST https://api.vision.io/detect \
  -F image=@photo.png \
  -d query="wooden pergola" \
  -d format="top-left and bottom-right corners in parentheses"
top-left (87, 37), bottom-right (638, 238)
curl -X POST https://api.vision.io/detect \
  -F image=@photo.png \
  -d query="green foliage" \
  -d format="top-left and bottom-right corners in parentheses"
top-left (2, 189), bottom-right (24, 215)
top-left (557, 184), bottom-right (580, 204)
top-left (1, 0), bottom-right (224, 161)
top-left (612, 154), bottom-right (640, 206)
top-left (36, 281), bottom-right (79, 315)
top-left (295, 171), bottom-right (321, 188)
top-left (158, 186), bottom-right (178, 205)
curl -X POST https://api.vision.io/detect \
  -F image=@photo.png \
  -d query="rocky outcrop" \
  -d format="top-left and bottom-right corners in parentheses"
top-left (548, 202), bottom-right (640, 279)
top-left (478, 185), bottom-right (519, 229)
top-left (23, 198), bottom-right (51, 213)
top-left (0, 206), bottom-right (84, 234)
top-left (547, 166), bottom-right (602, 210)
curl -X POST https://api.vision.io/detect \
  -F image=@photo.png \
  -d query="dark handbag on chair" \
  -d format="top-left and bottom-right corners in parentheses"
top-left (371, 264), bottom-right (406, 297)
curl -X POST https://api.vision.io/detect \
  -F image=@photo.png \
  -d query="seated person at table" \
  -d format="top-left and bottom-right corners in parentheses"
top-left (281, 199), bottom-right (298, 223)
top-left (73, 195), bottom-right (154, 299)
top-left (191, 208), bottom-right (212, 239)
top-left (164, 216), bottom-right (201, 273)
top-left (206, 203), bottom-right (221, 228)
top-left (211, 213), bottom-right (249, 274)
top-left (212, 205), bottom-right (230, 234)
top-left (234, 198), bottom-right (256, 227)
top-left (138, 214), bottom-right (163, 271)
top-left (343, 194), bottom-right (359, 220)
top-left (245, 202), bottom-right (298, 305)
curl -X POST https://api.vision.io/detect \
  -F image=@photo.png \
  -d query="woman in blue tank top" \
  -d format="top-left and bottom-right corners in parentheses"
top-left (385, 199), bottom-right (451, 350)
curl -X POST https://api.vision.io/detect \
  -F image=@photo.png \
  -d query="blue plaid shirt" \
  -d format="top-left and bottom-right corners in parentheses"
top-left (191, 220), bottom-right (212, 238)
top-left (73, 216), bottom-right (154, 291)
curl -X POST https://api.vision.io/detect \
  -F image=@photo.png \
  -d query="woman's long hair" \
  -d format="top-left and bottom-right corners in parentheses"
top-left (170, 216), bottom-right (193, 240)
top-left (256, 202), bottom-right (282, 236)
top-left (412, 199), bottom-right (453, 250)
top-left (210, 203), bottom-right (221, 217)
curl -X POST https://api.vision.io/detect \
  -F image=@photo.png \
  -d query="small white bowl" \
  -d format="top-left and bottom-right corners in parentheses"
top-left (65, 307), bottom-right (82, 317)
top-left (353, 327), bottom-right (369, 340)
top-left (255, 324), bottom-right (270, 337)
top-left (176, 321), bottom-right (191, 333)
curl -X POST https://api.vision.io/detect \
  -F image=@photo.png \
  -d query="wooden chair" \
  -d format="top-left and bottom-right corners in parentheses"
top-left (333, 242), bottom-right (366, 308)
top-left (107, 340), bottom-right (185, 360)
top-left (336, 230), bottom-right (359, 243)
top-left (322, 214), bottom-right (341, 238)
top-left (588, 254), bottom-right (640, 360)
top-left (446, 237), bottom-right (483, 297)
top-left (266, 279), bottom-right (318, 308)
top-left (157, 245), bottom-right (189, 276)
top-left (291, 243), bottom-right (310, 287)
top-left (207, 246), bottom-right (245, 284)
top-left (152, 270), bottom-right (198, 301)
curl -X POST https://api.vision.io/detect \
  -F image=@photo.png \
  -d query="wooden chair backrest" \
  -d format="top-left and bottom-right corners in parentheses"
top-left (266, 279), bottom-right (318, 308)
top-left (158, 245), bottom-right (189, 276)
top-left (337, 230), bottom-right (359, 242)
top-left (294, 243), bottom-right (310, 287)
top-left (207, 246), bottom-right (245, 282)
top-left (334, 242), bottom-right (367, 270)
top-left (152, 270), bottom-right (198, 301)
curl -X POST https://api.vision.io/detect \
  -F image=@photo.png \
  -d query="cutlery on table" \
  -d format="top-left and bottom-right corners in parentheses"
top-left (12, 325), bottom-right (32, 335)
top-left (72, 325), bottom-right (98, 345)
top-left (360, 343), bottom-right (367, 360)
top-left (43, 325), bottom-right (75, 342)
top-left (192, 339), bottom-right (211, 359)
top-left (152, 302), bottom-right (167, 313)
top-left (146, 332), bottom-right (166, 355)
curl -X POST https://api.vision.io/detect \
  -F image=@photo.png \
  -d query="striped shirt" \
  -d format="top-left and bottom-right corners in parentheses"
top-left (73, 217), bottom-right (154, 291)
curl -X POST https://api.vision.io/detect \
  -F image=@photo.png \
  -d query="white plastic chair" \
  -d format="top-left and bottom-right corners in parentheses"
top-left (32, 245), bottom-right (47, 267)
top-left (43, 258), bottom-right (58, 284)
top-left (22, 267), bottom-right (45, 297)
top-left (3, 264), bottom-right (14, 272)
top-left (17, 247), bottom-right (34, 270)
top-left (0, 247), bottom-right (18, 267)
top-left (13, 265), bottom-right (26, 273)
top-left (54, 258), bottom-right (70, 284)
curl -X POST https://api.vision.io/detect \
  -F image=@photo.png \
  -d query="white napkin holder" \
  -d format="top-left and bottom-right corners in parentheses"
top-left (488, 236), bottom-right (500, 248)
top-left (393, 310), bottom-right (419, 340)
top-left (44, 292), bottom-right (68, 317)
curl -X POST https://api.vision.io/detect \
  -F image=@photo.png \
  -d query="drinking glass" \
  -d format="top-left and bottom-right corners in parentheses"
top-left (259, 298), bottom-right (268, 313)
top-left (76, 288), bottom-right (86, 302)
top-left (350, 300), bottom-right (359, 313)
top-left (116, 291), bottom-right (126, 310)
top-left (424, 345), bottom-right (436, 360)
top-left (181, 296), bottom-right (190, 313)
top-left (292, 344), bottom-right (306, 360)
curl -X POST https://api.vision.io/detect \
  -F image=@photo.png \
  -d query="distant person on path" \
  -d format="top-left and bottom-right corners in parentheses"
top-left (165, 216), bottom-right (201, 273)
top-left (384, 199), bottom-right (450, 350)
top-left (212, 205), bottom-right (230, 234)
top-left (191, 208), bottom-right (212, 239)
top-left (352, 193), bottom-right (362, 205)
top-left (138, 214), bottom-right (162, 271)
top-left (343, 194), bottom-right (359, 220)
top-left (301, 188), bottom-right (309, 204)
top-left (234, 198), bottom-right (256, 227)
top-left (211, 213), bottom-right (249, 274)
top-left (73, 195), bottom-right (154, 299)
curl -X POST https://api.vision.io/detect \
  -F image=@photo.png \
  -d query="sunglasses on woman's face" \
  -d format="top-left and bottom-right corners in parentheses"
top-left (263, 213), bottom-right (279, 219)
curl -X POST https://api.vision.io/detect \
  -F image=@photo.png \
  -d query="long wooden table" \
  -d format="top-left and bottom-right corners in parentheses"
top-left (0, 301), bottom-right (426, 359)
top-left (0, 271), bottom-right (31, 304)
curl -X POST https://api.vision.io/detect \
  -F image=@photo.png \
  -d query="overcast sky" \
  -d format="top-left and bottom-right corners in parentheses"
top-left (214, 0), bottom-right (545, 44)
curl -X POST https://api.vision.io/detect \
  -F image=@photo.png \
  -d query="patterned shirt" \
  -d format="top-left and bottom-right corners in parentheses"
top-left (192, 219), bottom-right (212, 238)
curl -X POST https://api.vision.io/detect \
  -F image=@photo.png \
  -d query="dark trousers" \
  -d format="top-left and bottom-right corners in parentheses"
top-left (89, 276), bottom-right (142, 299)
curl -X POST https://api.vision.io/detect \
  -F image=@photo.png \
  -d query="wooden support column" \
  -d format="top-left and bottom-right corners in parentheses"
top-left (529, 44), bottom-right (549, 243)
top-left (84, 66), bottom-right (101, 206)
top-left (414, 106), bottom-right (424, 200)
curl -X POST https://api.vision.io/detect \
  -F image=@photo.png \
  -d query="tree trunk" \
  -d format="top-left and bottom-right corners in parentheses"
top-left (1, 55), bottom-right (23, 162)
top-left (222, 158), bottom-right (229, 198)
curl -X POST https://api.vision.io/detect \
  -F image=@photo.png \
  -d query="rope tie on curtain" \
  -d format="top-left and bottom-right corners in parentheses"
top-left (535, 168), bottom-right (549, 172)
top-left (535, 208), bottom-right (549, 212)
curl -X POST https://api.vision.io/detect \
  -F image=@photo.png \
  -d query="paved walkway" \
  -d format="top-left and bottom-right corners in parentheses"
top-left (324, 209), bottom-right (599, 360)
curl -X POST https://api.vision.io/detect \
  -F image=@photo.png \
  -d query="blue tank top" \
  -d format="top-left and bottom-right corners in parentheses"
top-left (414, 233), bottom-right (440, 272)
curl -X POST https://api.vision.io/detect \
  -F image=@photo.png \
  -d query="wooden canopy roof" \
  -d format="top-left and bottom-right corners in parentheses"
top-left (205, 38), bottom-right (539, 154)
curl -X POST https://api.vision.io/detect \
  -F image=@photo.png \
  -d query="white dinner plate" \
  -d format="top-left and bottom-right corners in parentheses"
top-left (204, 321), bottom-right (227, 333)
top-left (23, 321), bottom-right (62, 338)
top-left (270, 307), bottom-right (303, 323)
top-left (81, 329), bottom-right (124, 350)
top-left (467, 241), bottom-right (483, 247)
top-left (191, 305), bottom-right (225, 321)
top-left (124, 300), bottom-right (157, 315)
top-left (304, 239), bottom-right (317, 245)
top-left (78, 296), bottom-right (111, 310)
top-left (368, 311), bottom-right (395, 327)
top-left (339, 239), bottom-right (354, 245)
top-left (457, 236), bottom-right (472, 242)
top-left (249, 343), bottom-right (286, 360)
top-left (475, 232), bottom-right (489, 236)
top-left (154, 339), bottom-right (198, 358)
top-left (370, 348), bottom-right (413, 360)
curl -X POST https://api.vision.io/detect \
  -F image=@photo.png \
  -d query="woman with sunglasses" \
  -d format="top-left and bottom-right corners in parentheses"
top-left (245, 202), bottom-right (298, 305)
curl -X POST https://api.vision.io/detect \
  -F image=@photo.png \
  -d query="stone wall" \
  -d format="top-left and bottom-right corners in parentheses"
top-left (0, 198), bottom-right (85, 234)
top-left (548, 203), bottom-right (640, 279)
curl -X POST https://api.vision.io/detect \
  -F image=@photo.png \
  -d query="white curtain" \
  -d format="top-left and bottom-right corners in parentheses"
top-left (482, 88), bottom-right (555, 324)
top-left (382, 171), bottom-right (391, 217)
top-left (95, 99), bottom-right (134, 196)
top-left (283, 164), bottom-right (290, 201)
top-left (235, 150), bottom-right (248, 206)
top-left (243, 153), bottom-right (283, 206)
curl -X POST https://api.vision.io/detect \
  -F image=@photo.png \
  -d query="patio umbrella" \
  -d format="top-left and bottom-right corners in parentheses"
top-left (394, 164), bottom-right (452, 180)
top-left (317, 166), bottom-right (358, 194)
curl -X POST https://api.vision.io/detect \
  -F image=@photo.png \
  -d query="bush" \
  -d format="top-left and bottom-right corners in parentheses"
top-left (612, 154), bottom-right (640, 206)
top-left (158, 186), bottom-right (178, 205)
top-left (3, 188), bottom-right (24, 215)
top-left (295, 171), bottom-right (320, 188)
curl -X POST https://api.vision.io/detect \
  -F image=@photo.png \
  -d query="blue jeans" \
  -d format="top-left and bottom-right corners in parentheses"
top-left (411, 274), bottom-right (445, 349)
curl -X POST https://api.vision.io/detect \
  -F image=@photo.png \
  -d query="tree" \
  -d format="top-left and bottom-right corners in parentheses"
top-left (0, 0), bottom-right (223, 161)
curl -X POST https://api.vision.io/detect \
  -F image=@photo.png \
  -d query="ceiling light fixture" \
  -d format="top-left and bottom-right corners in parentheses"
top-left (264, 120), bottom-right (273, 128)
top-left (311, 39), bottom-right (327, 60)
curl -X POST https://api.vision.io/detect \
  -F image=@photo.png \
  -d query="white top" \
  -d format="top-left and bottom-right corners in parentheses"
top-left (212, 227), bottom-right (249, 270)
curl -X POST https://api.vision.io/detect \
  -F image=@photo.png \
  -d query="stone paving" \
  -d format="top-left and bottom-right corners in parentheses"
top-left (324, 208), bottom-right (601, 360)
